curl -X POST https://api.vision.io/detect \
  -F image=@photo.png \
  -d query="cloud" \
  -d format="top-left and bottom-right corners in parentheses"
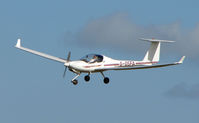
top-left (76, 12), bottom-right (199, 59)
top-left (165, 83), bottom-right (199, 99)
top-left (77, 13), bottom-right (140, 51)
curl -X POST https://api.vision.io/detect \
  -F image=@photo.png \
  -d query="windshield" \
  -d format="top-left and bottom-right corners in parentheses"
top-left (80, 54), bottom-right (103, 63)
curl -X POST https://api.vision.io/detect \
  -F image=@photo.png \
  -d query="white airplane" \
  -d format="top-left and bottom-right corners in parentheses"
top-left (15, 38), bottom-right (185, 85)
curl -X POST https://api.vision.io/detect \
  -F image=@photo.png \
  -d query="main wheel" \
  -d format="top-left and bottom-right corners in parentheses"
top-left (84, 75), bottom-right (90, 82)
top-left (72, 79), bottom-right (78, 85)
top-left (104, 77), bottom-right (109, 84)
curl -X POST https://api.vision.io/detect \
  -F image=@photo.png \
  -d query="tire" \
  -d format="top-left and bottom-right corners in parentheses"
top-left (84, 75), bottom-right (90, 82)
top-left (104, 77), bottom-right (109, 84)
top-left (72, 80), bottom-right (78, 85)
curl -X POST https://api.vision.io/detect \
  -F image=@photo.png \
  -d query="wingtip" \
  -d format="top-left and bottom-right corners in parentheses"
top-left (15, 38), bottom-right (21, 48)
top-left (178, 56), bottom-right (186, 64)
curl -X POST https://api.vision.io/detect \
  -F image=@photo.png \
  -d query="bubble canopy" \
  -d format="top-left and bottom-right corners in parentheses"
top-left (80, 54), bottom-right (104, 63)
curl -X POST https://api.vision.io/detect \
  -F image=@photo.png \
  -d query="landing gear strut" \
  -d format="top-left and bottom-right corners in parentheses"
top-left (100, 72), bottom-right (110, 84)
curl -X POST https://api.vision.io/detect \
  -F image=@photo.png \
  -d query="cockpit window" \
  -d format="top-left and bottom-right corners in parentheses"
top-left (80, 54), bottom-right (103, 63)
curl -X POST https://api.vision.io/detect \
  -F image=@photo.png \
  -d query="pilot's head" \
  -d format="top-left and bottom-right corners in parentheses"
top-left (93, 55), bottom-right (97, 59)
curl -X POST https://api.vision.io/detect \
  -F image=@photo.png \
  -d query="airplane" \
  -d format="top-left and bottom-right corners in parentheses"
top-left (15, 38), bottom-right (185, 85)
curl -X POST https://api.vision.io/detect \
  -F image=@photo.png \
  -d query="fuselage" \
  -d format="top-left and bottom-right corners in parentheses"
top-left (67, 55), bottom-right (157, 73)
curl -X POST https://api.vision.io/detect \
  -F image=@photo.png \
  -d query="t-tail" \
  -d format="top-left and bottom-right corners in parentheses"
top-left (140, 38), bottom-right (175, 65)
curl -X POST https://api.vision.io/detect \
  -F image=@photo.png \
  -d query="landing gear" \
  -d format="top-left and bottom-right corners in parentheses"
top-left (100, 72), bottom-right (110, 84)
top-left (71, 73), bottom-right (81, 85)
top-left (71, 79), bottom-right (78, 85)
top-left (69, 72), bottom-right (110, 85)
top-left (104, 77), bottom-right (109, 84)
top-left (84, 75), bottom-right (90, 82)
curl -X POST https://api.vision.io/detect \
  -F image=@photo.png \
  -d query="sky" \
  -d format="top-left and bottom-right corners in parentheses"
top-left (0, 0), bottom-right (199, 123)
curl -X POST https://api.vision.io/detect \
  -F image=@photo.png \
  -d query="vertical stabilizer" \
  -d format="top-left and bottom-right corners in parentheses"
top-left (140, 38), bottom-right (175, 64)
top-left (143, 42), bottom-right (160, 62)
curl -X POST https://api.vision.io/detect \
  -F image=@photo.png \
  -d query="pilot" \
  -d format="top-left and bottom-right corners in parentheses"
top-left (89, 55), bottom-right (98, 63)
top-left (93, 55), bottom-right (97, 60)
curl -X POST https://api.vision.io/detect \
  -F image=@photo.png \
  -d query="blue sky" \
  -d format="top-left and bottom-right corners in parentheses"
top-left (0, 0), bottom-right (199, 123)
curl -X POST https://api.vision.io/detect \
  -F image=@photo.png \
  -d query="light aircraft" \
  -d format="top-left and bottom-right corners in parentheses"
top-left (15, 38), bottom-right (185, 85)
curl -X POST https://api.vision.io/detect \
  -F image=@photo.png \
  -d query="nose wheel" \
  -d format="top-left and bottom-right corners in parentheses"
top-left (71, 79), bottom-right (78, 85)
top-left (71, 73), bottom-right (80, 85)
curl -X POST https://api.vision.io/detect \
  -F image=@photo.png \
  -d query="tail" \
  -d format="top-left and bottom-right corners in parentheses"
top-left (140, 38), bottom-right (175, 64)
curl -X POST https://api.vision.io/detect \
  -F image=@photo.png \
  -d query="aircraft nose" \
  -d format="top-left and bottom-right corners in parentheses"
top-left (64, 62), bottom-right (70, 66)
top-left (68, 61), bottom-right (84, 70)
top-left (68, 61), bottom-right (76, 68)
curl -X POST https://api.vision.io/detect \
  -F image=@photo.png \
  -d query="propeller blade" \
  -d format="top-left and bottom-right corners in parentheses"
top-left (63, 66), bottom-right (67, 78)
top-left (63, 51), bottom-right (71, 78)
top-left (67, 51), bottom-right (71, 62)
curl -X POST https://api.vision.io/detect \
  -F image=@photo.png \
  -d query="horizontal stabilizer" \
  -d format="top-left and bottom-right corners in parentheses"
top-left (140, 38), bottom-right (175, 43)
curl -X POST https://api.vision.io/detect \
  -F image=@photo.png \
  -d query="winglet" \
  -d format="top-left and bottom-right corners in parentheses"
top-left (15, 39), bottom-right (21, 48)
top-left (177, 56), bottom-right (186, 64)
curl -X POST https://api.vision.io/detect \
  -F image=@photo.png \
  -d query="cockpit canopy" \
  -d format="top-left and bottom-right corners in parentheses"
top-left (80, 54), bottom-right (104, 63)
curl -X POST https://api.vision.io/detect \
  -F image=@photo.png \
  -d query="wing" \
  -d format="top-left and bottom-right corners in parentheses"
top-left (95, 56), bottom-right (185, 71)
top-left (15, 39), bottom-right (66, 63)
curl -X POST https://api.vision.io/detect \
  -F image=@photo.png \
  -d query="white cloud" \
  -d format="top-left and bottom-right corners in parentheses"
top-left (76, 12), bottom-right (199, 59)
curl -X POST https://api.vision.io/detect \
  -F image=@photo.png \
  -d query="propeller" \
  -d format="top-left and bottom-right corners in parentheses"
top-left (63, 67), bottom-right (67, 78)
top-left (63, 51), bottom-right (71, 78)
